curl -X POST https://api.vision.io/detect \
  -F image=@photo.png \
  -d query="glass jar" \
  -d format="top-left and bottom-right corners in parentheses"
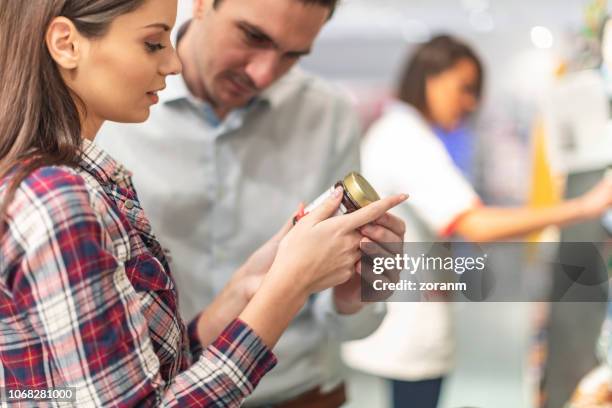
top-left (293, 171), bottom-right (380, 224)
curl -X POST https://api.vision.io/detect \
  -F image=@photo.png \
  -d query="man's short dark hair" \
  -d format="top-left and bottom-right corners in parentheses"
top-left (212, 0), bottom-right (339, 19)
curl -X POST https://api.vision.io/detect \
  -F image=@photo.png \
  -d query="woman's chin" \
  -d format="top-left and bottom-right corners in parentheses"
top-left (441, 117), bottom-right (462, 132)
top-left (110, 108), bottom-right (150, 124)
top-left (438, 123), bottom-right (456, 132)
top-left (136, 109), bottom-right (151, 123)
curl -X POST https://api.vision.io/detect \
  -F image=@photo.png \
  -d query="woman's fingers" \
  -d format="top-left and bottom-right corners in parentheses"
top-left (360, 222), bottom-right (403, 250)
top-left (301, 187), bottom-right (343, 225)
top-left (360, 236), bottom-right (392, 259)
top-left (360, 237), bottom-right (401, 284)
top-left (337, 194), bottom-right (408, 231)
top-left (368, 212), bottom-right (406, 239)
top-left (272, 216), bottom-right (294, 241)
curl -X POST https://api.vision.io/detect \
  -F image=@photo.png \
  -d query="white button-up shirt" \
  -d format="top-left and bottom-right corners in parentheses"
top-left (97, 68), bottom-right (386, 405)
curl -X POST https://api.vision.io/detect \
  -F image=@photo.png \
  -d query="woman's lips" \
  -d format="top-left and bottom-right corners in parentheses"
top-left (146, 91), bottom-right (159, 104)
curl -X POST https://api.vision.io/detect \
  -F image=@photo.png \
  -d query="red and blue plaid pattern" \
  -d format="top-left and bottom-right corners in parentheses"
top-left (0, 140), bottom-right (276, 407)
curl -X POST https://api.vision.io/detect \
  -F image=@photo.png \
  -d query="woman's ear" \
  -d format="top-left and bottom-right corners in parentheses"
top-left (45, 16), bottom-right (81, 70)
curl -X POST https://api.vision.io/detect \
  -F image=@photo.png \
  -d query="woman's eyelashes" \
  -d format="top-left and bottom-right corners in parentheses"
top-left (145, 41), bottom-right (166, 53)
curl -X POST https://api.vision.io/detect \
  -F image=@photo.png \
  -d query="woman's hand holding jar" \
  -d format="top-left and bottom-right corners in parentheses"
top-left (239, 187), bottom-right (408, 348)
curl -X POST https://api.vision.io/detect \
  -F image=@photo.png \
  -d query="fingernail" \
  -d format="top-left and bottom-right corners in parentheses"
top-left (400, 193), bottom-right (409, 201)
top-left (332, 186), bottom-right (343, 198)
top-left (293, 202), bottom-right (304, 215)
top-left (292, 202), bottom-right (305, 220)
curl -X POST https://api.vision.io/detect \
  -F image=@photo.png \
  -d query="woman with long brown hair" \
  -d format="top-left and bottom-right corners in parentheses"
top-left (0, 1), bottom-right (406, 406)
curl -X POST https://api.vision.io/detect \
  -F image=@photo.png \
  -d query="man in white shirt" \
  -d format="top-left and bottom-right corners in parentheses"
top-left (98, 0), bottom-right (404, 406)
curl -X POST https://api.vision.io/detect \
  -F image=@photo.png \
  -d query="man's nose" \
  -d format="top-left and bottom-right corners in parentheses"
top-left (244, 51), bottom-right (280, 90)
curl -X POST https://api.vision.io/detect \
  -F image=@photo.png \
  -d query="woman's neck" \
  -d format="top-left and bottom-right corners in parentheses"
top-left (80, 112), bottom-right (103, 141)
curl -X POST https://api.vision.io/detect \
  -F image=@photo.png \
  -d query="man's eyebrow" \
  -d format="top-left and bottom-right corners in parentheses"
top-left (143, 23), bottom-right (171, 31)
top-left (286, 48), bottom-right (311, 58)
top-left (238, 21), bottom-right (311, 56)
top-left (238, 22), bottom-right (275, 43)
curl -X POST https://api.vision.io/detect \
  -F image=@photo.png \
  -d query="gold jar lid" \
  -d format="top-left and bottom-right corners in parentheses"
top-left (343, 171), bottom-right (380, 208)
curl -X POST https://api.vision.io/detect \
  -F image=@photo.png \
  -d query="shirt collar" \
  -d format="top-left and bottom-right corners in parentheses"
top-left (80, 138), bottom-right (132, 187)
top-left (200, 99), bottom-right (259, 128)
top-left (159, 66), bottom-right (304, 112)
top-left (159, 74), bottom-right (192, 104)
top-left (159, 74), bottom-right (263, 127)
top-left (259, 67), bottom-right (303, 109)
top-left (387, 99), bottom-right (425, 120)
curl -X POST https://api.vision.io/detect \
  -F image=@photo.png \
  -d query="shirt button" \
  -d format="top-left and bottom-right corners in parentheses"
top-left (111, 169), bottom-right (122, 182)
top-left (124, 200), bottom-right (135, 210)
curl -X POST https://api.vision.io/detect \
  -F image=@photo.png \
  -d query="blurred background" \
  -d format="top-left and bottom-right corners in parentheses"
top-left (176, 1), bottom-right (612, 407)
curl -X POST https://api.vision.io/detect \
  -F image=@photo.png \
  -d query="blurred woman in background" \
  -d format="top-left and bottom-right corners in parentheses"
top-left (343, 34), bottom-right (612, 408)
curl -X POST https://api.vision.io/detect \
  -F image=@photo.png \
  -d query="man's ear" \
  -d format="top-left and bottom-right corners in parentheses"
top-left (45, 16), bottom-right (81, 70)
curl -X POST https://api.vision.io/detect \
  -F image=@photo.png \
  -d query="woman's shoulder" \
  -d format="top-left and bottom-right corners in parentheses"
top-left (16, 165), bottom-right (93, 202)
top-left (7, 165), bottom-right (107, 228)
top-left (21, 164), bottom-right (87, 189)
top-left (363, 101), bottom-right (436, 155)
top-left (366, 101), bottom-right (432, 141)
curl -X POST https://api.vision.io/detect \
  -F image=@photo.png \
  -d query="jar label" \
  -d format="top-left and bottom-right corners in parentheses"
top-left (297, 185), bottom-right (346, 222)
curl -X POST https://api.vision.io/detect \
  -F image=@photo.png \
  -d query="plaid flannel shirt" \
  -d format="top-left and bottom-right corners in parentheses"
top-left (0, 139), bottom-right (276, 407)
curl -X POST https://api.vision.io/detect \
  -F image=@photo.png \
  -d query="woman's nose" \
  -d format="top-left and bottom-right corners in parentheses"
top-left (160, 47), bottom-right (183, 76)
